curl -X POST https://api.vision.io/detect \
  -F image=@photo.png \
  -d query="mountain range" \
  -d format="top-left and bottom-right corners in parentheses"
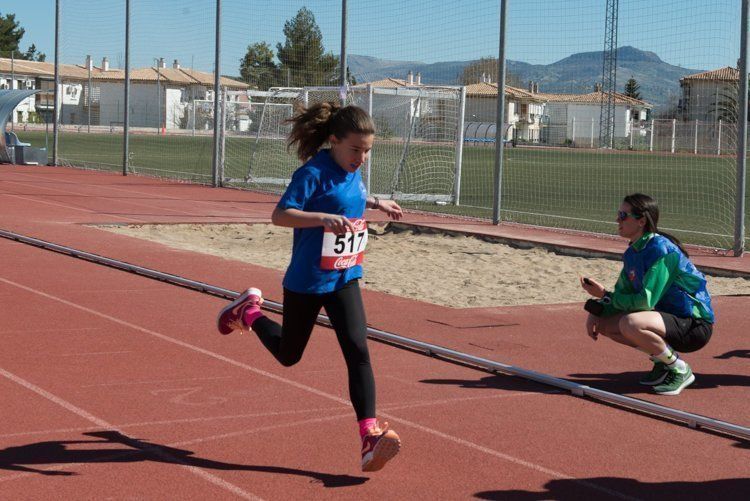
top-left (348, 46), bottom-right (704, 111)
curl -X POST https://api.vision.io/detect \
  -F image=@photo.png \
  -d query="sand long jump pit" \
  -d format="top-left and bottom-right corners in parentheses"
top-left (98, 223), bottom-right (750, 308)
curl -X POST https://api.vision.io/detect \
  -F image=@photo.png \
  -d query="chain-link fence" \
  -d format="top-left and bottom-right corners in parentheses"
top-left (5, 0), bottom-right (749, 251)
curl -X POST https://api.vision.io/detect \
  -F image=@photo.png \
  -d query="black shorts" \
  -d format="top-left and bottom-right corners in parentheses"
top-left (659, 312), bottom-right (713, 353)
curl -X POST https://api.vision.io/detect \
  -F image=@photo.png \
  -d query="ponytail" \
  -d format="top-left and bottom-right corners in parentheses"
top-left (286, 102), bottom-right (375, 161)
top-left (623, 193), bottom-right (689, 257)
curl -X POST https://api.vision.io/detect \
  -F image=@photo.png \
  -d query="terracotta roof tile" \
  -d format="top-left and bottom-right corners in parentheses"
top-left (681, 66), bottom-right (739, 82)
top-left (0, 57), bottom-right (248, 89)
top-left (464, 81), bottom-right (545, 102)
top-left (353, 77), bottom-right (409, 88)
top-left (535, 90), bottom-right (651, 107)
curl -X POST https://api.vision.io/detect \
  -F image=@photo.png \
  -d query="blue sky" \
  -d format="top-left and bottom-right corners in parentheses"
top-left (3, 0), bottom-right (742, 74)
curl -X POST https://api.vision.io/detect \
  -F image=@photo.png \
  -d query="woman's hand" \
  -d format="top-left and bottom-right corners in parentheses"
top-left (321, 214), bottom-right (356, 235)
top-left (585, 314), bottom-right (600, 341)
top-left (377, 199), bottom-right (403, 220)
top-left (580, 277), bottom-right (606, 298)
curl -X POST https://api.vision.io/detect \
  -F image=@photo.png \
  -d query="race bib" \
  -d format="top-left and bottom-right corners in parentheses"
top-left (320, 218), bottom-right (368, 270)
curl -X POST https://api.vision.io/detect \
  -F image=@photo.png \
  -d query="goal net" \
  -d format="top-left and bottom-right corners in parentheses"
top-left (222, 85), bottom-right (466, 205)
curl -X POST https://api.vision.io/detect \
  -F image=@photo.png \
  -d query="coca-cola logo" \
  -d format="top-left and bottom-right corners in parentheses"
top-left (351, 219), bottom-right (367, 232)
top-left (334, 255), bottom-right (358, 269)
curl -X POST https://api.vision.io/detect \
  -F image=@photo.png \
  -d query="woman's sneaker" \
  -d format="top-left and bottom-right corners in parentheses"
top-left (216, 288), bottom-right (262, 335)
top-left (361, 421), bottom-right (401, 472)
top-left (639, 361), bottom-right (670, 385)
top-left (653, 364), bottom-right (695, 395)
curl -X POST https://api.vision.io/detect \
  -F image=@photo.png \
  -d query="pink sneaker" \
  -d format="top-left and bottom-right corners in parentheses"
top-left (361, 421), bottom-right (401, 472)
top-left (216, 288), bottom-right (262, 335)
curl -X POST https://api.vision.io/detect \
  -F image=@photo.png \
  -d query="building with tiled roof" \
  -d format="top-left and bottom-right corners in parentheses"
top-left (463, 78), bottom-right (546, 142)
top-left (535, 90), bottom-right (650, 107)
top-left (0, 56), bottom-right (248, 129)
top-left (679, 66), bottom-right (738, 122)
top-left (532, 85), bottom-right (652, 145)
top-left (681, 67), bottom-right (739, 82)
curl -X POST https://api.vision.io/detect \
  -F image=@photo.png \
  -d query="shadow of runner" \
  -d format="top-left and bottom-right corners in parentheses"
top-left (0, 430), bottom-right (368, 487)
top-left (475, 477), bottom-right (750, 500)
top-left (715, 349), bottom-right (750, 359)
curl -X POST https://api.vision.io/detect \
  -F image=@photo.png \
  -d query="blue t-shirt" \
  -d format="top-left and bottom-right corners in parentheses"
top-left (277, 149), bottom-right (368, 294)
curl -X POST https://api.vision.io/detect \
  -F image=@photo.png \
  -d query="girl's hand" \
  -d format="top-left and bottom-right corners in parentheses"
top-left (580, 277), bottom-right (606, 298)
top-left (322, 214), bottom-right (356, 235)
top-left (377, 199), bottom-right (403, 220)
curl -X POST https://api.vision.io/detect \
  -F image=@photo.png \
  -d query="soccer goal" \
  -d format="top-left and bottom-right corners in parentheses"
top-left (222, 87), bottom-right (342, 190)
top-left (223, 85), bottom-right (466, 205)
top-left (350, 84), bottom-right (466, 205)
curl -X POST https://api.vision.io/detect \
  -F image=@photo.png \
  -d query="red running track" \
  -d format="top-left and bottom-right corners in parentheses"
top-left (0, 165), bottom-right (749, 499)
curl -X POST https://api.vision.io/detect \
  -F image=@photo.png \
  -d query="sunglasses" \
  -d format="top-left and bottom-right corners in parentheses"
top-left (617, 210), bottom-right (642, 221)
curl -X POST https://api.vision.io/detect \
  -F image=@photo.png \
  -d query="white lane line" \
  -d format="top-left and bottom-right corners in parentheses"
top-left (0, 191), bottom-right (145, 223)
top-left (81, 375), bottom-right (238, 388)
top-left (0, 405), bottom-right (347, 440)
top-left (379, 412), bottom-right (640, 501)
top-left (0, 327), bottom-right (100, 334)
top-left (170, 413), bottom-right (353, 449)
top-left (0, 366), bottom-right (264, 500)
top-left (380, 390), bottom-right (560, 412)
top-left (0, 275), bottom-right (639, 500)
top-left (3, 176), bottom-right (229, 217)
top-left (12, 171), bottom-right (274, 215)
top-left (0, 178), bottom-right (198, 218)
top-left (58, 351), bottom-right (133, 357)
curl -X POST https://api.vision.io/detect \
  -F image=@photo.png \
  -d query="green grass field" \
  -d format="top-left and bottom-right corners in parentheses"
top-left (17, 129), bottom-right (748, 249)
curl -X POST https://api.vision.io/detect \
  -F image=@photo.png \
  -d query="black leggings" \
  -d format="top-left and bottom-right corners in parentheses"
top-left (250, 279), bottom-right (375, 420)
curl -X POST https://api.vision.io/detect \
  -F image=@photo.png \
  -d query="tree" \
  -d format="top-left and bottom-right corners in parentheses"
top-left (460, 57), bottom-right (522, 88)
top-left (276, 7), bottom-right (339, 87)
top-left (624, 77), bottom-right (641, 100)
top-left (239, 42), bottom-right (278, 91)
top-left (0, 12), bottom-right (45, 61)
top-left (23, 43), bottom-right (45, 62)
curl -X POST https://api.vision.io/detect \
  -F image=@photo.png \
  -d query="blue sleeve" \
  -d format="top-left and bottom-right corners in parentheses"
top-left (277, 166), bottom-right (319, 210)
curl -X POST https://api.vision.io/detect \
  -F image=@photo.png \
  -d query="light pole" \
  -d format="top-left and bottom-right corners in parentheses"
top-left (154, 57), bottom-right (162, 132)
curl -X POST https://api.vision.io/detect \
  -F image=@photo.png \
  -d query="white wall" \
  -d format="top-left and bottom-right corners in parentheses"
top-left (165, 87), bottom-right (186, 129)
top-left (547, 102), bottom-right (645, 140)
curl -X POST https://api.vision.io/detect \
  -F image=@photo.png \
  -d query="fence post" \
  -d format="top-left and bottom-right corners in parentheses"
top-left (52, 0), bottom-right (60, 166)
top-left (492, 0), bottom-right (508, 225)
top-left (365, 83), bottom-right (373, 193)
top-left (670, 119), bottom-right (676, 153)
top-left (590, 117), bottom-right (594, 148)
top-left (734, 0), bottom-right (749, 256)
top-left (211, 0), bottom-right (222, 187)
top-left (629, 118), bottom-right (634, 149)
top-left (340, 0), bottom-right (348, 99)
top-left (694, 119), bottom-right (698, 154)
top-left (122, 0), bottom-right (130, 176)
top-left (571, 116), bottom-right (576, 146)
top-left (718, 119), bottom-right (722, 155)
top-left (220, 87), bottom-right (226, 181)
top-left (649, 119), bottom-right (654, 152)
top-left (453, 86), bottom-right (466, 206)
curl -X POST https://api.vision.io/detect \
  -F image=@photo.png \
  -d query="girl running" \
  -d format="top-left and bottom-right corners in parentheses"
top-left (581, 193), bottom-right (714, 395)
top-left (216, 102), bottom-right (403, 471)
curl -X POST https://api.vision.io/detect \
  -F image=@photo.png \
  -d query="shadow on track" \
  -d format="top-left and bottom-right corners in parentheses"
top-left (0, 430), bottom-right (367, 487)
top-left (475, 477), bottom-right (750, 500)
